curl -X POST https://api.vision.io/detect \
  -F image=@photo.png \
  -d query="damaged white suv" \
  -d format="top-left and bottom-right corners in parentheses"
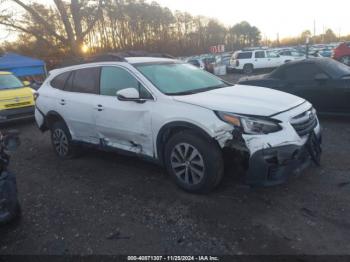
top-left (35, 54), bottom-right (322, 193)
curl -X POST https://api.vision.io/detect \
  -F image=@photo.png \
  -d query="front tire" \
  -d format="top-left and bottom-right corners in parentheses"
top-left (164, 131), bottom-right (224, 194)
top-left (50, 121), bottom-right (78, 159)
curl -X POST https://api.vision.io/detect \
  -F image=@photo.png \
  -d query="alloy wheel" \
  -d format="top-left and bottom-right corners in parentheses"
top-left (170, 143), bottom-right (205, 185)
top-left (52, 129), bottom-right (69, 157)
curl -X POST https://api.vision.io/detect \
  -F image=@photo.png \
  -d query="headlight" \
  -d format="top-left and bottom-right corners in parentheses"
top-left (215, 111), bottom-right (282, 135)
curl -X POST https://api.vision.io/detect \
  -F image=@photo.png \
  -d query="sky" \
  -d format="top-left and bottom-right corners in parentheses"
top-left (1, 0), bottom-right (350, 41)
top-left (148, 0), bottom-right (350, 39)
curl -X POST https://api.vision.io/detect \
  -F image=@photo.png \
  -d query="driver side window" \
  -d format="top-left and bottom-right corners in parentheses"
top-left (100, 67), bottom-right (152, 99)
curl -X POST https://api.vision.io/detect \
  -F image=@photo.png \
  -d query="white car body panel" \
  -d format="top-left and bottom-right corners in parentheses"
top-left (35, 57), bottom-right (321, 174)
top-left (173, 85), bottom-right (305, 116)
top-left (93, 94), bottom-right (154, 156)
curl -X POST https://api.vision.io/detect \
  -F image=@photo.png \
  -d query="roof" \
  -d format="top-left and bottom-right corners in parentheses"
top-left (50, 57), bottom-right (179, 76)
top-left (0, 53), bottom-right (44, 68)
top-left (283, 57), bottom-right (330, 66)
top-left (0, 53), bottom-right (46, 77)
top-left (125, 57), bottom-right (177, 64)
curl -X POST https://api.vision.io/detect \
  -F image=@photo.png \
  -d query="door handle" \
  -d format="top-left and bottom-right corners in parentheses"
top-left (59, 99), bottom-right (66, 105)
top-left (94, 104), bottom-right (105, 111)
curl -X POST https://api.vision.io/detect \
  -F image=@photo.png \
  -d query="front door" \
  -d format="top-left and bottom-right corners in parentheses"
top-left (94, 66), bottom-right (154, 157)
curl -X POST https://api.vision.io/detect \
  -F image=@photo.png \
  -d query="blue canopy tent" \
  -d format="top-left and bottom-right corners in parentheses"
top-left (0, 53), bottom-right (46, 77)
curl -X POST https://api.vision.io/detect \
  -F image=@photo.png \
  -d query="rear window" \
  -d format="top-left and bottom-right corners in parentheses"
top-left (71, 68), bottom-right (100, 94)
top-left (50, 72), bottom-right (70, 90)
top-left (236, 52), bottom-right (252, 59)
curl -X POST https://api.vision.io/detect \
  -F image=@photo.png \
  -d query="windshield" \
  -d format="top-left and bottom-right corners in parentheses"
top-left (135, 63), bottom-right (230, 95)
top-left (320, 59), bottom-right (350, 78)
top-left (0, 74), bottom-right (24, 90)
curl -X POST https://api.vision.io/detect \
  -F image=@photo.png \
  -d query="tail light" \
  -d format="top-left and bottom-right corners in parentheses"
top-left (236, 60), bottom-right (240, 67)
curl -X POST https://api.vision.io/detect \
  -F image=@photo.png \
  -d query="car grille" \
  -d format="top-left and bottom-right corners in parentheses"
top-left (290, 108), bottom-right (318, 137)
top-left (6, 111), bottom-right (33, 120)
top-left (5, 101), bottom-right (31, 108)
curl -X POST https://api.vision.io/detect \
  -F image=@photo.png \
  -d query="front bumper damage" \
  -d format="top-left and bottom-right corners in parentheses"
top-left (217, 103), bottom-right (322, 186)
top-left (246, 134), bottom-right (321, 186)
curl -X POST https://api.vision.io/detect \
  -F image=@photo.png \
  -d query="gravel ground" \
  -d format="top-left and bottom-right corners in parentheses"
top-left (0, 73), bottom-right (349, 255)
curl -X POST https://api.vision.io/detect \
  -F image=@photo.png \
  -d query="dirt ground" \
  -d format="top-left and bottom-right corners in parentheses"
top-left (0, 73), bottom-right (350, 255)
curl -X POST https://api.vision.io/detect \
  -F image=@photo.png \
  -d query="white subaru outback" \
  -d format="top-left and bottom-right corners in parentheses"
top-left (35, 54), bottom-right (322, 193)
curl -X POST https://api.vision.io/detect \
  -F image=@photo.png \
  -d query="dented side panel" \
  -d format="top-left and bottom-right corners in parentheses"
top-left (93, 95), bottom-right (154, 157)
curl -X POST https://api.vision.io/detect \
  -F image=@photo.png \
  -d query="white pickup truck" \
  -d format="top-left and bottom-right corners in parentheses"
top-left (229, 49), bottom-right (291, 74)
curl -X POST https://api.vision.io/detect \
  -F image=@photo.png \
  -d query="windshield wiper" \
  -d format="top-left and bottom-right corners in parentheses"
top-left (166, 90), bottom-right (198, 96)
top-left (168, 84), bottom-right (229, 96)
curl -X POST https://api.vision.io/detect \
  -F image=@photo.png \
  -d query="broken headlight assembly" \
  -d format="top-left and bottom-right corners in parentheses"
top-left (215, 111), bottom-right (282, 135)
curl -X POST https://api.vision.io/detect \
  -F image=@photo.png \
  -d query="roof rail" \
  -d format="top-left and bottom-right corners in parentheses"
top-left (59, 50), bottom-right (174, 68)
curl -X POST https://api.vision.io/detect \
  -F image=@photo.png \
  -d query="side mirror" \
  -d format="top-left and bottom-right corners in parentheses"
top-left (117, 88), bottom-right (141, 102)
top-left (22, 80), bottom-right (31, 87)
top-left (314, 73), bottom-right (329, 81)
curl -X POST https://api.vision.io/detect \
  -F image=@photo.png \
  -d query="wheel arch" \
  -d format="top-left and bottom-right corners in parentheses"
top-left (156, 121), bottom-right (216, 165)
top-left (243, 63), bottom-right (254, 73)
top-left (45, 111), bottom-right (68, 130)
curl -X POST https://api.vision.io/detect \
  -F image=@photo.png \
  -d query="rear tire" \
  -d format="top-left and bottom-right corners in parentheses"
top-left (164, 131), bottom-right (224, 194)
top-left (50, 121), bottom-right (79, 159)
top-left (243, 64), bottom-right (254, 74)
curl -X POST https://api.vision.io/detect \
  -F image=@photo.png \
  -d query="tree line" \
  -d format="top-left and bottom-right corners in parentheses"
top-left (1, 0), bottom-right (349, 66)
top-left (0, 0), bottom-right (261, 63)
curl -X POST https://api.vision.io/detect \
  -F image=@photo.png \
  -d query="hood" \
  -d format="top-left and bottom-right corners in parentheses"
top-left (0, 87), bottom-right (35, 110)
top-left (173, 85), bottom-right (305, 117)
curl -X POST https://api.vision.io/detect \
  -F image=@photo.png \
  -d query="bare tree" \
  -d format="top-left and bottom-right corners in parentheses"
top-left (1, 0), bottom-right (102, 55)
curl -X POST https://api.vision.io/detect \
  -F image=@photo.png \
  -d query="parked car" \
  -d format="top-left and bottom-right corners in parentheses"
top-left (317, 48), bottom-right (333, 58)
top-left (238, 58), bottom-right (350, 115)
top-left (202, 57), bottom-right (216, 73)
top-left (0, 72), bottom-right (35, 123)
top-left (35, 53), bottom-right (321, 193)
top-left (277, 50), bottom-right (306, 60)
top-left (186, 58), bottom-right (205, 70)
top-left (215, 53), bottom-right (233, 72)
top-left (332, 42), bottom-right (350, 66)
top-left (229, 49), bottom-right (290, 74)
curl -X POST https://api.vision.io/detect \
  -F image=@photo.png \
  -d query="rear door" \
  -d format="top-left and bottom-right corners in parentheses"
top-left (93, 66), bottom-right (154, 157)
top-left (57, 67), bottom-right (100, 144)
